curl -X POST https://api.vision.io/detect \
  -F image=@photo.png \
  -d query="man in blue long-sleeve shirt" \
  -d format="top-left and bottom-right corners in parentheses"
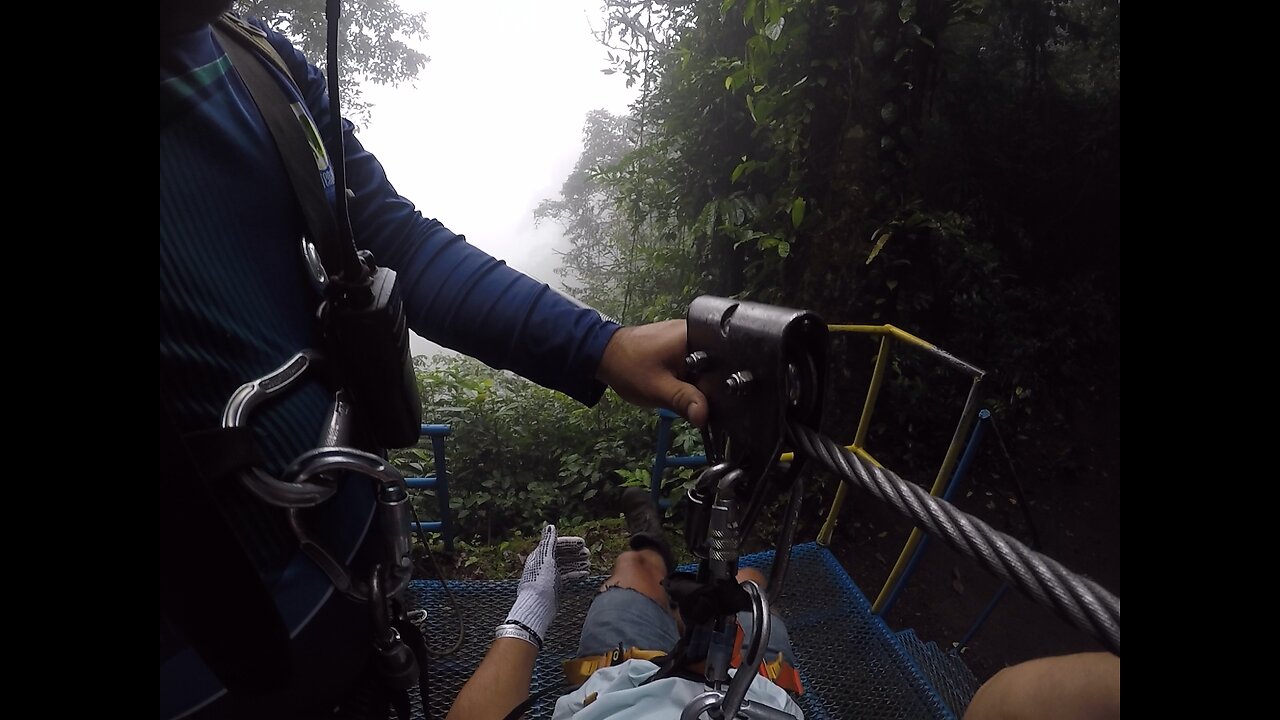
top-left (160, 4), bottom-right (706, 717)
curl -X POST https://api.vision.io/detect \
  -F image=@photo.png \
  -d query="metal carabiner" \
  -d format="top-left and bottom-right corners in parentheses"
top-left (680, 581), bottom-right (774, 720)
top-left (222, 350), bottom-right (320, 429)
top-left (719, 581), bottom-right (771, 719)
top-left (283, 446), bottom-right (414, 601)
top-left (220, 350), bottom-right (413, 604)
top-left (223, 350), bottom-right (342, 508)
top-left (369, 564), bottom-right (421, 692)
top-left (244, 391), bottom-right (356, 508)
top-left (685, 462), bottom-right (738, 560)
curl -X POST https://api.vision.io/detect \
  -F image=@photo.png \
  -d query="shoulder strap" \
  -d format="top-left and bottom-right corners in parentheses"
top-left (211, 15), bottom-right (345, 284)
top-left (217, 13), bottom-right (299, 86)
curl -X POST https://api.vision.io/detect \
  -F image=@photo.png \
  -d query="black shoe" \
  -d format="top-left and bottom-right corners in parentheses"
top-left (621, 487), bottom-right (675, 574)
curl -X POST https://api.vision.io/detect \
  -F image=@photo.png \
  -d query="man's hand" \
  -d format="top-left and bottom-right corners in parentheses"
top-left (597, 320), bottom-right (709, 427)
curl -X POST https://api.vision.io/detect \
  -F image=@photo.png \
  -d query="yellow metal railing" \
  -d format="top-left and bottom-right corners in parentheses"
top-left (805, 324), bottom-right (984, 615)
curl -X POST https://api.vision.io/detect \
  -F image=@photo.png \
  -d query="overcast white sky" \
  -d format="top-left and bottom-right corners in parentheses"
top-left (354, 0), bottom-right (636, 356)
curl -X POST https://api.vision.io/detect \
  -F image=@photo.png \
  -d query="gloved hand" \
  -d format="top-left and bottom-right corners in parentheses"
top-left (497, 525), bottom-right (590, 650)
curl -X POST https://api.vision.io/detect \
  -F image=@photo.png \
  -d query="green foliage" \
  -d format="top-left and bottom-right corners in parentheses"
top-left (391, 355), bottom-right (703, 545)
top-left (536, 109), bottom-right (707, 324)
top-left (535, 111), bottom-right (644, 320)
top-left (234, 0), bottom-right (430, 122)
top-left (418, 516), bottom-right (698, 580)
top-left (556, 0), bottom-right (1119, 479)
top-left (404, 0), bottom-right (1119, 568)
top-left (601, 0), bottom-right (821, 300)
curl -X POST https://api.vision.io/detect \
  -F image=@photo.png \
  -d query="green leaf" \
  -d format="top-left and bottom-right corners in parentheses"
top-left (766, 0), bottom-right (783, 24)
top-left (919, 36), bottom-right (935, 48)
top-left (745, 36), bottom-right (769, 82)
top-left (725, 75), bottom-right (734, 90)
top-left (790, 197), bottom-right (806, 227)
top-left (720, 0), bottom-right (737, 17)
top-left (746, 94), bottom-right (758, 123)
top-left (777, 240), bottom-right (791, 257)
top-left (731, 161), bottom-right (751, 182)
top-left (764, 17), bottom-right (785, 41)
top-left (899, 0), bottom-right (916, 23)
top-left (703, 200), bottom-right (719, 237)
top-left (866, 230), bottom-right (892, 264)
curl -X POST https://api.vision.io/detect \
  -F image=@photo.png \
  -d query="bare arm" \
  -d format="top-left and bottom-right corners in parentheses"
top-left (446, 637), bottom-right (538, 720)
top-left (447, 526), bottom-right (589, 720)
top-left (964, 652), bottom-right (1120, 720)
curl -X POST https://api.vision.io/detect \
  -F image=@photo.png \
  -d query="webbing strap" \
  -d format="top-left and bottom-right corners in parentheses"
top-left (212, 16), bottom-right (345, 283)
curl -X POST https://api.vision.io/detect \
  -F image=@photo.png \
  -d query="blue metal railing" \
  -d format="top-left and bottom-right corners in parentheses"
top-left (876, 409), bottom-right (991, 618)
top-left (405, 423), bottom-right (454, 552)
top-left (649, 408), bottom-right (707, 508)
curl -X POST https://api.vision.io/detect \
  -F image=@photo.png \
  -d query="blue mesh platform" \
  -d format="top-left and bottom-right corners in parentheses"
top-left (893, 630), bottom-right (979, 719)
top-left (408, 542), bottom-right (972, 718)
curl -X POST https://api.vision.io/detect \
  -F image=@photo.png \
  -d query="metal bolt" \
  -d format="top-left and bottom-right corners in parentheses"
top-left (725, 370), bottom-right (754, 394)
top-left (685, 351), bottom-right (711, 374)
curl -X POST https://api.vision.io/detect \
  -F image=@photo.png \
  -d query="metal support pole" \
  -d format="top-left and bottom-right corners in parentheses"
top-left (651, 408), bottom-right (676, 505)
top-left (873, 377), bottom-right (984, 613)
top-left (876, 409), bottom-right (991, 617)
top-left (817, 335), bottom-right (893, 546)
top-left (430, 432), bottom-right (451, 552)
top-left (956, 583), bottom-right (1011, 651)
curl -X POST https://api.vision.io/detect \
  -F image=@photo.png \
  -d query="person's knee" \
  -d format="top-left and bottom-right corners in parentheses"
top-left (601, 550), bottom-right (669, 605)
top-left (612, 548), bottom-right (667, 575)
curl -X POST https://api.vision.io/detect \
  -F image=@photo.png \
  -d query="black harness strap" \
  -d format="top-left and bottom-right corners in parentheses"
top-left (159, 401), bottom-right (292, 693)
top-left (211, 16), bottom-right (346, 281)
top-left (639, 573), bottom-right (753, 687)
top-left (182, 426), bottom-right (264, 481)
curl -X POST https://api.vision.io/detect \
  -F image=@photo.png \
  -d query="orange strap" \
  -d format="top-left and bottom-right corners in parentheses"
top-left (563, 646), bottom-right (668, 686)
top-left (731, 624), bottom-right (804, 695)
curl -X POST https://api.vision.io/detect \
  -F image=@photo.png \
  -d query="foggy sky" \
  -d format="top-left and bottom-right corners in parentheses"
top-left (354, 1), bottom-right (636, 357)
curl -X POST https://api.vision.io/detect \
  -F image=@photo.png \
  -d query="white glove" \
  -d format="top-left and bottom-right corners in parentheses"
top-left (498, 525), bottom-right (590, 649)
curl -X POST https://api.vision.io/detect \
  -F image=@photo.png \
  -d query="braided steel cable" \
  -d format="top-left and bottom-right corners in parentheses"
top-left (790, 424), bottom-right (1120, 655)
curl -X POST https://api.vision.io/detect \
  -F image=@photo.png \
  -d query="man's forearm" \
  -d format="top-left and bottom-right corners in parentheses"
top-left (446, 637), bottom-right (539, 720)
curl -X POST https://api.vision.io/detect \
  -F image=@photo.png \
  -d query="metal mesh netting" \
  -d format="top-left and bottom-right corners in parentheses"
top-left (894, 630), bottom-right (979, 718)
top-left (407, 542), bottom-right (969, 719)
top-left (408, 572), bottom-right (602, 718)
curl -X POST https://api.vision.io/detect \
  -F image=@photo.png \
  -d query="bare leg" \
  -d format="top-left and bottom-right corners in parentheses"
top-left (600, 549), bottom-right (678, 619)
top-left (596, 559), bottom-right (773, 629)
